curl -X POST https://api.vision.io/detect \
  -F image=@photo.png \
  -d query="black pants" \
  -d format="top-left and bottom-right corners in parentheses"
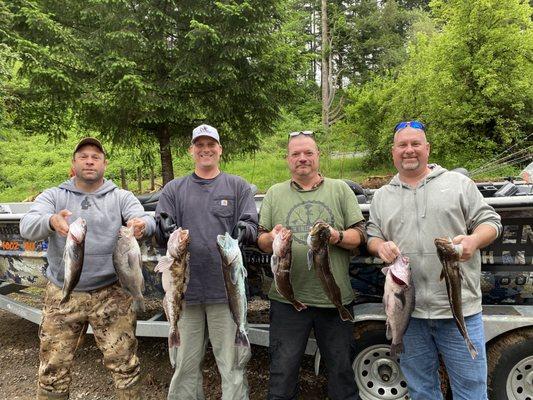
top-left (267, 300), bottom-right (359, 400)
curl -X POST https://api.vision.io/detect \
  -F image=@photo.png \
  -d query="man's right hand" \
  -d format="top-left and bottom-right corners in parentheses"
top-left (49, 209), bottom-right (72, 237)
top-left (270, 224), bottom-right (283, 240)
top-left (376, 240), bottom-right (401, 263)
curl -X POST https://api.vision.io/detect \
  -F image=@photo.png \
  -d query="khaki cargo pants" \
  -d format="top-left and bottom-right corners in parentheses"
top-left (37, 282), bottom-right (140, 398)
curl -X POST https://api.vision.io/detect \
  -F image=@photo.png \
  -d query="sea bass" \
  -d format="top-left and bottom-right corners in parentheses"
top-left (113, 226), bottom-right (145, 313)
top-left (154, 227), bottom-right (190, 360)
top-left (434, 237), bottom-right (478, 359)
top-left (216, 232), bottom-right (251, 367)
top-left (61, 217), bottom-right (87, 304)
top-left (382, 255), bottom-right (415, 357)
top-left (307, 221), bottom-right (354, 322)
top-left (271, 227), bottom-right (306, 311)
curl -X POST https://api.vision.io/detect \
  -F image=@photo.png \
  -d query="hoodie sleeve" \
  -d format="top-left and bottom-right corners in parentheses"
top-left (119, 190), bottom-right (156, 238)
top-left (19, 189), bottom-right (58, 241)
top-left (366, 189), bottom-right (386, 243)
top-left (462, 178), bottom-right (502, 237)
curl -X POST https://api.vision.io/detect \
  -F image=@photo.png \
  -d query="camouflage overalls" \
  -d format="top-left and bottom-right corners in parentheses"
top-left (37, 282), bottom-right (140, 399)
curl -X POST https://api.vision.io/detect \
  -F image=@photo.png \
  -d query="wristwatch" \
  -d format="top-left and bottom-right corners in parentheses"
top-left (335, 230), bottom-right (344, 245)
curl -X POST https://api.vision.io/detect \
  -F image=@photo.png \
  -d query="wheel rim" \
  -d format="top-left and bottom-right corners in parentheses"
top-left (353, 344), bottom-right (410, 400)
top-left (506, 354), bottom-right (533, 400)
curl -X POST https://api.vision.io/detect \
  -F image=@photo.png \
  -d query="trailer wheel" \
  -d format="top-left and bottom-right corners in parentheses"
top-left (353, 322), bottom-right (410, 400)
top-left (488, 329), bottom-right (533, 400)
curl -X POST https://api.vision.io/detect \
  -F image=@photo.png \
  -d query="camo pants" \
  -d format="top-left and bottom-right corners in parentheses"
top-left (37, 282), bottom-right (140, 397)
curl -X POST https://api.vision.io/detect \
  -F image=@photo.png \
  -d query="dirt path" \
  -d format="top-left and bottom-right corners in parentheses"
top-left (0, 309), bottom-right (327, 399)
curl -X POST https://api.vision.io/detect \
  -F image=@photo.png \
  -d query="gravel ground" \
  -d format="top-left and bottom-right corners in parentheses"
top-left (0, 293), bottom-right (327, 400)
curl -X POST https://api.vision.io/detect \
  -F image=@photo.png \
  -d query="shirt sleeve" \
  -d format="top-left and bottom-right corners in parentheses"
top-left (236, 181), bottom-right (259, 245)
top-left (462, 178), bottom-right (502, 237)
top-left (258, 189), bottom-right (273, 232)
top-left (19, 189), bottom-right (57, 241)
top-left (366, 189), bottom-right (386, 244)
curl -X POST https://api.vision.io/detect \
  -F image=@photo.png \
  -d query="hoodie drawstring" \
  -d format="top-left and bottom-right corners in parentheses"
top-left (421, 177), bottom-right (428, 218)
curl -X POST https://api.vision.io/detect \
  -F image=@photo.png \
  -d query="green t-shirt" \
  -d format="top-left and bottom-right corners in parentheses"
top-left (259, 177), bottom-right (364, 307)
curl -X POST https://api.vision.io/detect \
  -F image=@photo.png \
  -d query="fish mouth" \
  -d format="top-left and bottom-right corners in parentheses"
top-left (309, 220), bottom-right (329, 236)
top-left (390, 273), bottom-right (408, 286)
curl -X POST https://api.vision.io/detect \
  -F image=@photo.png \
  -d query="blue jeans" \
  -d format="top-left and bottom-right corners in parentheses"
top-left (267, 300), bottom-right (359, 400)
top-left (400, 313), bottom-right (487, 400)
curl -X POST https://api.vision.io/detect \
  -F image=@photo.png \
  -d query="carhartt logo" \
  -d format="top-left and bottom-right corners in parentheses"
top-left (221, 199), bottom-right (228, 206)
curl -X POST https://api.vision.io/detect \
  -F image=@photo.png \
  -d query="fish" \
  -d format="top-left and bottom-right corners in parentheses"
top-left (216, 232), bottom-right (251, 367)
top-left (434, 237), bottom-right (478, 359)
top-left (382, 254), bottom-right (415, 357)
top-left (154, 227), bottom-right (190, 361)
top-left (271, 227), bottom-right (306, 311)
top-left (113, 225), bottom-right (145, 313)
top-left (307, 220), bottom-right (354, 322)
top-left (61, 217), bottom-right (87, 304)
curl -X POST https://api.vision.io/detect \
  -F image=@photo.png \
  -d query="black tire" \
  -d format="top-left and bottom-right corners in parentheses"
top-left (488, 329), bottom-right (533, 400)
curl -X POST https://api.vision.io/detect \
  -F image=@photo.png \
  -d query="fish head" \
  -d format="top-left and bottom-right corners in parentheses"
top-left (388, 255), bottom-right (411, 286)
top-left (118, 225), bottom-right (134, 239)
top-left (307, 220), bottom-right (331, 249)
top-left (216, 232), bottom-right (240, 265)
top-left (434, 237), bottom-right (461, 261)
top-left (273, 227), bottom-right (292, 257)
top-left (167, 228), bottom-right (190, 259)
top-left (68, 217), bottom-right (87, 244)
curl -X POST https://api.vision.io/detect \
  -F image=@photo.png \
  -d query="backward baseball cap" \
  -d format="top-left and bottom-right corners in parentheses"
top-left (191, 124), bottom-right (220, 144)
top-left (73, 137), bottom-right (106, 157)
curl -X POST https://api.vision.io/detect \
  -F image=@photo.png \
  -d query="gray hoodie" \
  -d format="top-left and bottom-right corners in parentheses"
top-left (367, 165), bottom-right (502, 319)
top-left (20, 178), bottom-right (155, 291)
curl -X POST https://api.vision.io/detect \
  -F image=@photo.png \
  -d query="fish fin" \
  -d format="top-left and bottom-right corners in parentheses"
top-left (132, 298), bottom-right (145, 313)
top-left (381, 266), bottom-right (390, 276)
top-left (183, 261), bottom-right (191, 293)
top-left (154, 256), bottom-right (174, 273)
top-left (271, 255), bottom-right (279, 275)
top-left (242, 265), bottom-right (248, 278)
top-left (390, 342), bottom-right (403, 358)
top-left (293, 300), bottom-right (307, 311)
top-left (385, 321), bottom-right (392, 340)
top-left (235, 338), bottom-right (252, 369)
top-left (307, 250), bottom-right (314, 270)
top-left (235, 329), bottom-right (250, 348)
top-left (74, 321), bottom-right (89, 351)
top-left (161, 269), bottom-right (172, 292)
top-left (440, 268), bottom-right (445, 281)
top-left (339, 306), bottom-right (354, 322)
top-left (466, 338), bottom-right (478, 360)
top-left (394, 291), bottom-right (406, 308)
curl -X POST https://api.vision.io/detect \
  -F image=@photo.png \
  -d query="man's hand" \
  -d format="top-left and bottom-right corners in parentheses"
top-left (127, 218), bottom-right (146, 239)
top-left (270, 224), bottom-right (283, 240)
top-left (232, 221), bottom-right (248, 244)
top-left (257, 224), bottom-right (283, 253)
top-left (376, 241), bottom-right (401, 263)
top-left (329, 227), bottom-right (341, 245)
top-left (452, 234), bottom-right (478, 261)
top-left (49, 209), bottom-right (72, 237)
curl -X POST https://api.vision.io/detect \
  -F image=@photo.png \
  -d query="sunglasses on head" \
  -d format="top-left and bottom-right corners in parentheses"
top-left (288, 131), bottom-right (314, 139)
top-left (393, 121), bottom-right (426, 133)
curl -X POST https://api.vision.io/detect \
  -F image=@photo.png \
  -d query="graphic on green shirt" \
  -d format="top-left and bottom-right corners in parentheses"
top-left (286, 200), bottom-right (335, 245)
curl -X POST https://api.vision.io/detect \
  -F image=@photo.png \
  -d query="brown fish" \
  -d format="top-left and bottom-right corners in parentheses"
top-left (434, 237), bottom-right (478, 359)
top-left (272, 227), bottom-right (306, 311)
top-left (61, 217), bottom-right (87, 304)
top-left (155, 227), bottom-right (190, 360)
top-left (307, 221), bottom-right (354, 322)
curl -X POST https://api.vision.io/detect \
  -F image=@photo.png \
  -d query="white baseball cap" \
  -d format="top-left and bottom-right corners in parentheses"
top-left (191, 124), bottom-right (220, 144)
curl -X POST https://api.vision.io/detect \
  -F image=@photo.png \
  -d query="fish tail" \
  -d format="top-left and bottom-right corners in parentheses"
top-left (132, 298), bottom-right (146, 313)
top-left (293, 300), bottom-right (307, 312)
top-left (466, 338), bottom-right (478, 360)
top-left (339, 306), bottom-right (354, 322)
top-left (168, 328), bottom-right (181, 349)
top-left (390, 342), bottom-right (403, 358)
top-left (59, 293), bottom-right (70, 305)
top-left (235, 329), bottom-right (250, 348)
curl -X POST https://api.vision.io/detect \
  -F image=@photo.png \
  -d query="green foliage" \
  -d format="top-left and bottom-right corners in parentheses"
top-left (346, 0), bottom-right (533, 169)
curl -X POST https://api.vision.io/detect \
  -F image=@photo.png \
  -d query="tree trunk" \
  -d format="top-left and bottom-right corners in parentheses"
top-left (157, 126), bottom-right (174, 185)
top-left (321, 0), bottom-right (330, 129)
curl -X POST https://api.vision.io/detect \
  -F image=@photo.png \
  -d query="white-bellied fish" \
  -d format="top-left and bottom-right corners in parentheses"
top-left (113, 225), bottom-right (145, 313)
top-left (216, 232), bottom-right (251, 368)
top-left (61, 217), bottom-right (87, 304)
top-left (155, 227), bottom-right (190, 365)
top-left (382, 255), bottom-right (415, 357)
top-left (435, 237), bottom-right (478, 359)
top-left (307, 221), bottom-right (354, 322)
top-left (272, 227), bottom-right (306, 311)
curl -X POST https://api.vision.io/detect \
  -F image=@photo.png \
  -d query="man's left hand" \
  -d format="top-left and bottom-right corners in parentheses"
top-left (452, 234), bottom-right (479, 261)
top-left (127, 218), bottom-right (146, 239)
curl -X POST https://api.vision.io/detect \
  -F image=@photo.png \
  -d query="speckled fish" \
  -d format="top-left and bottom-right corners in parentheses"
top-left (217, 232), bottom-right (251, 367)
top-left (61, 217), bottom-right (87, 304)
top-left (307, 220), bottom-right (354, 322)
top-left (113, 226), bottom-right (145, 313)
top-left (154, 228), bottom-right (190, 359)
top-left (435, 237), bottom-right (478, 359)
top-left (382, 255), bottom-right (415, 357)
top-left (271, 227), bottom-right (306, 311)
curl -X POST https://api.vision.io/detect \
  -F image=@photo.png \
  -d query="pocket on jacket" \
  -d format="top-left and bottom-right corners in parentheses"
top-left (212, 195), bottom-right (235, 218)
